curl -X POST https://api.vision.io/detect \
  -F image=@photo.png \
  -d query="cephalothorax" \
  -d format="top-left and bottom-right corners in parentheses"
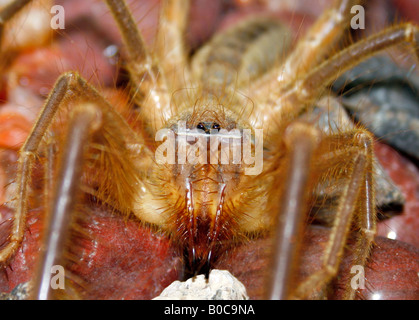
top-left (0, 0), bottom-right (418, 299)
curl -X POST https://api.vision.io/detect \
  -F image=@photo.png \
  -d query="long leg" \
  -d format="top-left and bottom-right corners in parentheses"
top-left (32, 103), bottom-right (102, 300)
top-left (266, 122), bottom-right (320, 299)
top-left (254, 0), bottom-right (360, 95)
top-left (272, 23), bottom-right (419, 122)
top-left (0, 71), bottom-right (144, 266)
top-left (291, 130), bottom-right (375, 299)
top-left (105, 0), bottom-right (173, 133)
top-left (155, 0), bottom-right (191, 91)
top-left (279, 0), bottom-right (360, 83)
top-left (266, 124), bottom-right (376, 299)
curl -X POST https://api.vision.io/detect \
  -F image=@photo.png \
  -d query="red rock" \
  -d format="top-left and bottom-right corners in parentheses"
top-left (0, 112), bottom-right (32, 149)
top-left (0, 202), bottom-right (181, 300)
top-left (393, 0), bottom-right (419, 23)
top-left (216, 226), bottom-right (419, 300)
top-left (9, 38), bottom-right (116, 96)
top-left (375, 142), bottom-right (419, 248)
top-left (63, 206), bottom-right (181, 300)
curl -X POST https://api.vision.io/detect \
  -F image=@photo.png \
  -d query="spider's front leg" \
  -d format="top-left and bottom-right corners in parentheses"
top-left (265, 122), bottom-right (321, 300)
top-left (33, 102), bottom-right (103, 300)
top-left (154, 0), bottom-right (191, 91)
top-left (292, 130), bottom-right (376, 300)
top-left (266, 123), bottom-right (376, 300)
top-left (105, 0), bottom-right (190, 133)
top-left (0, 71), bottom-right (149, 299)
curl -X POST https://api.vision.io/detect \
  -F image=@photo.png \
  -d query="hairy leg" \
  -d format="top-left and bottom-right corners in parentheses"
top-left (291, 130), bottom-right (375, 299)
top-left (105, 0), bottom-right (173, 133)
top-left (280, 0), bottom-right (361, 83)
top-left (253, 0), bottom-right (360, 99)
top-left (273, 23), bottom-right (419, 122)
top-left (155, 0), bottom-right (191, 91)
top-left (0, 71), bottom-right (142, 266)
top-left (32, 103), bottom-right (102, 300)
top-left (266, 122), bottom-right (320, 299)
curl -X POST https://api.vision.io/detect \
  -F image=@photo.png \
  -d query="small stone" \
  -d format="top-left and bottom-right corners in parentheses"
top-left (332, 55), bottom-right (419, 161)
top-left (153, 269), bottom-right (249, 300)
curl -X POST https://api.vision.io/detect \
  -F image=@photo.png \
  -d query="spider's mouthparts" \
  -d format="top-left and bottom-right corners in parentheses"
top-left (176, 173), bottom-right (230, 278)
top-left (183, 246), bottom-right (213, 279)
top-left (181, 213), bottom-right (221, 278)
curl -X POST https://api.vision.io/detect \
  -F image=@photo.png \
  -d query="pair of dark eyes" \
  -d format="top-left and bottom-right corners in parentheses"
top-left (196, 122), bottom-right (220, 131)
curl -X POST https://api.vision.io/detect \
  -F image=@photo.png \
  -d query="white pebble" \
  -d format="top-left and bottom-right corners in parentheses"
top-left (153, 270), bottom-right (249, 300)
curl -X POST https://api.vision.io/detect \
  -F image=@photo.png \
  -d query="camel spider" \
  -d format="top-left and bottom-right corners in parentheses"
top-left (0, 0), bottom-right (418, 300)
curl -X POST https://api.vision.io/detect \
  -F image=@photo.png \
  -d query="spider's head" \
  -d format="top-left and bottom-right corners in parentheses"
top-left (140, 99), bottom-right (265, 277)
top-left (163, 115), bottom-right (265, 277)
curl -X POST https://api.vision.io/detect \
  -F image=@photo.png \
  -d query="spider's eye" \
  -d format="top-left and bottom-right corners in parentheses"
top-left (197, 123), bottom-right (205, 131)
top-left (212, 123), bottom-right (220, 131)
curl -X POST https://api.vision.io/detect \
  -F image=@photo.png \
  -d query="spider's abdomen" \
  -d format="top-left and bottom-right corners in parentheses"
top-left (192, 17), bottom-right (291, 95)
